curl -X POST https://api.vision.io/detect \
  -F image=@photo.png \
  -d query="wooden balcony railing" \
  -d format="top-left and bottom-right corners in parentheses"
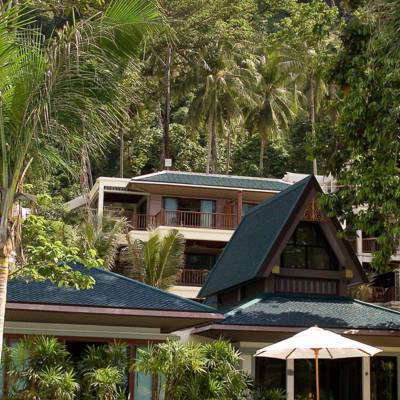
top-left (131, 209), bottom-right (237, 231)
top-left (177, 269), bottom-right (209, 286)
top-left (131, 214), bottom-right (158, 230)
top-left (362, 238), bottom-right (379, 253)
top-left (162, 209), bottom-right (236, 230)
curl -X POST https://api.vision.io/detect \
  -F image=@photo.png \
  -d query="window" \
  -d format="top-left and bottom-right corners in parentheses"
top-left (371, 356), bottom-right (398, 400)
top-left (295, 358), bottom-right (362, 400)
top-left (281, 222), bottom-right (339, 271)
top-left (255, 358), bottom-right (286, 392)
top-left (185, 253), bottom-right (217, 270)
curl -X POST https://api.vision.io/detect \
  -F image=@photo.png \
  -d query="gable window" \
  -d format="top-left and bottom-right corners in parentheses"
top-left (281, 222), bottom-right (339, 271)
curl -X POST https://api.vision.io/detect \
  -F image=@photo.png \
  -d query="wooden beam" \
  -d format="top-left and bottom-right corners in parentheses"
top-left (237, 190), bottom-right (243, 225)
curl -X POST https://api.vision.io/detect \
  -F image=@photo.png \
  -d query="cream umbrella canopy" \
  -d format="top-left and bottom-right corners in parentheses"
top-left (255, 326), bottom-right (382, 400)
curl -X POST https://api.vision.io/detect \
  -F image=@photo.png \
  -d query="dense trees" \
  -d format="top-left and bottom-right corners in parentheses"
top-left (0, 0), bottom-right (161, 357)
top-left (89, 0), bottom-right (339, 180)
top-left (314, 0), bottom-right (400, 272)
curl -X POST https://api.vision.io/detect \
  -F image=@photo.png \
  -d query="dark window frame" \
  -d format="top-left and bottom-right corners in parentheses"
top-left (281, 222), bottom-right (339, 271)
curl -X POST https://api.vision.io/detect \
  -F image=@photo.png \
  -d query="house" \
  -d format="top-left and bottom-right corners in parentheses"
top-left (3, 265), bottom-right (222, 399)
top-left (191, 176), bottom-right (400, 400)
top-left (283, 172), bottom-right (400, 309)
top-left (66, 171), bottom-right (291, 298)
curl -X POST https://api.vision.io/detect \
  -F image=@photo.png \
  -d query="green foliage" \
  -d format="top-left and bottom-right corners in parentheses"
top-left (314, 0), bottom-right (400, 271)
top-left (4, 336), bottom-right (128, 400)
top-left (126, 228), bottom-right (185, 289)
top-left (134, 339), bottom-right (252, 400)
top-left (5, 336), bottom-right (78, 399)
top-left (15, 213), bottom-right (102, 288)
top-left (243, 49), bottom-right (301, 174)
top-left (253, 388), bottom-right (286, 400)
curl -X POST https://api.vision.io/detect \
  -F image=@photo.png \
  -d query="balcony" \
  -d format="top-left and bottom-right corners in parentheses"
top-left (132, 209), bottom-right (237, 231)
top-left (362, 238), bottom-right (379, 253)
top-left (177, 268), bottom-right (209, 286)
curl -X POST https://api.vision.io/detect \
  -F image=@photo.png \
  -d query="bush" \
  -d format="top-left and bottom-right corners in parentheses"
top-left (253, 388), bottom-right (286, 400)
top-left (3, 336), bottom-right (128, 400)
top-left (133, 339), bottom-right (252, 400)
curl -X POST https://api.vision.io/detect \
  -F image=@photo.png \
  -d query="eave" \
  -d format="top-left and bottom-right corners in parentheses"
top-left (6, 302), bottom-right (223, 333)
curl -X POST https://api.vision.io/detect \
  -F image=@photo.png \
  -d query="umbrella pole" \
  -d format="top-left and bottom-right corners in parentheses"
top-left (314, 349), bottom-right (320, 400)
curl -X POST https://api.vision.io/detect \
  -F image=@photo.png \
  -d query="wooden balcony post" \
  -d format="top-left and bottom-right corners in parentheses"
top-left (237, 190), bottom-right (243, 225)
top-left (395, 269), bottom-right (400, 302)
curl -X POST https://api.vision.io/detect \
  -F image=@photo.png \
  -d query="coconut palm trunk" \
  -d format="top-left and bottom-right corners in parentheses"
top-left (162, 46), bottom-right (172, 165)
top-left (0, 250), bottom-right (9, 357)
top-left (206, 115), bottom-right (213, 174)
top-left (309, 70), bottom-right (317, 175)
top-left (259, 137), bottom-right (266, 176)
top-left (0, 189), bottom-right (14, 359)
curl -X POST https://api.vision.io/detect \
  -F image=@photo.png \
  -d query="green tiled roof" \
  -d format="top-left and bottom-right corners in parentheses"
top-left (219, 293), bottom-right (400, 331)
top-left (134, 171), bottom-right (291, 192)
top-left (199, 176), bottom-right (314, 297)
top-left (7, 264), bottom-right (216, 313)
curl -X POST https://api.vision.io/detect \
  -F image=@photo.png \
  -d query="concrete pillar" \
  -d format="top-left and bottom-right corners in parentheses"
top-left (362, 357), bottom-right (371, 400)
top-left (241, 354), bottom-right (253, 376)
top-left (286, 359), bottom-right (294, 400)
top-left (356, 230), bottom-right (363, 255)
top-left (97, 183), bottom-right (104, 229)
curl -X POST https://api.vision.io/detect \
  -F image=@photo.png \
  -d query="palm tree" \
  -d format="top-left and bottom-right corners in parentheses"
top-left (125, 228), bottom-right (185, 289)
top-left (244, 50), bottom-right (301, 175)
top-left (280, 45), bottom-right (329, 175)
top-left (187, 44), bottom-right (250, 174)
top-left (0, 0), bottom-right (161, 358)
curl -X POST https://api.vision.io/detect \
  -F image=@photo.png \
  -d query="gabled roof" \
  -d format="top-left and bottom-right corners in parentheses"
top-left (199, 176), bottom-right (315, 297)
top-left (7, 265), bottom-right (215, 314)
top-left (131, 171), bottom-right (291, 192)
top-left (209, 293), bottom-right (400, 331)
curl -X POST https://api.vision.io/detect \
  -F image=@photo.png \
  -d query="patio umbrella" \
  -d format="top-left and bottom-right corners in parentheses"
top-left (255, 326), bottom-right (382, 400)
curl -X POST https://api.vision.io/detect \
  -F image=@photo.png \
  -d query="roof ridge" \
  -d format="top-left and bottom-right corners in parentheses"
top-left (353, 298), bottom-right (400, 316)
top-left (240, 175), bottom-right (314, 220)
top-left (224, 297), bottom-right (263, 317)
top-left (135, 170), bottom-right (291, 184)
top-left (91, 266), bottom-right (217, 313)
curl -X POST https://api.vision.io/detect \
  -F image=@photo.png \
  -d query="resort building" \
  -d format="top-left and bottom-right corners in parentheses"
top-left (7, 174), bottom-right (400, 399)
top-left (193, 176), bottom-right (400, 400)
top-left (3, 265), bottom-right (221, 399)
top-left (66, 171), bottom-right (291, 298)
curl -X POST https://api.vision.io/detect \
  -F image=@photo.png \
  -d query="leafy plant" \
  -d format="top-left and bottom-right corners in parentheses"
top-left (134, 339), bottom-right (251, 400)
top-left (4, 337), bottom-right (129, 399)
top-left (79, 341), bottom-right (129, 400)
top-left (253, 387), bottom-right (286, 400)
top-left (5, 336), bottom-right (77, 399)
top-left (85, 366), bottom-right (123, 400)
top-left (125, 228), bottom-right (185, 289)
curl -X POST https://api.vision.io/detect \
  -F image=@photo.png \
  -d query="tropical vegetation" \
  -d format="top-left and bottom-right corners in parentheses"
top-left (124, 228), bottom-right (185, 289)
top-left (134, 339), bottom-right (252, 400)
top-left (3, 336), bottom-right (128, 400)
top-left (0, 0), bottom-right (161, 357)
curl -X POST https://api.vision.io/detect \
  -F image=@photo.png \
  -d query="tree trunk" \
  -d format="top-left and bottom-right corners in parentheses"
top-left (206, 115), bottom-right (213, 174)
top-left (226, 126), bottom-right (231, 174)
top-left (161, 46), bottom-right (172, 169)
top-left (210, 117), bottom-right (217, 174)
top-left (119, 130), bottom-right (124, 178)
top-left (259, 137), bottom-right (265, 176)
top-left (0, 236), bottom-right (11, 361)
top-left (309, 72), bottom-right (318, 176)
